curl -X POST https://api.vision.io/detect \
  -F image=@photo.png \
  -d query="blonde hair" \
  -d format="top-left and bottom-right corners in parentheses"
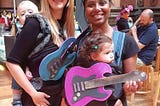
top-left (17, 0), bottom-right (38, 16)
top-left (40, 0), bottom-right (75, 46)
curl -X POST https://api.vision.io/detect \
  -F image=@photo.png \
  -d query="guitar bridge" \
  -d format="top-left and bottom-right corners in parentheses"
top-left (49, 58), bottom-right (63, 79)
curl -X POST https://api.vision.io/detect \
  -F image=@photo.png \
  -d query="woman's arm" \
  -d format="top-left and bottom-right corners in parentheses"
top-left (122, 54), bottom-right (142, 95)
top-left (122, 36), bottom-right (142, 95)
top-left (6, 17), bottom-right (50, 106)
top-left (123, 54), bottom-right (137, 73)
top-left (6, 62), bottom-right (50, 106)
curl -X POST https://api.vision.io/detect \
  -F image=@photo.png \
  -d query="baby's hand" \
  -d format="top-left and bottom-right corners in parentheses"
top-left (25, 67), bottom-right (33, 80)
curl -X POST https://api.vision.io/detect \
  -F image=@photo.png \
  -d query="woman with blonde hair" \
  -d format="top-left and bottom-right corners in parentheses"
top-left (40, 0), bottom-right (75, 46)
top-left (6, 0), bottom-right (75, 106)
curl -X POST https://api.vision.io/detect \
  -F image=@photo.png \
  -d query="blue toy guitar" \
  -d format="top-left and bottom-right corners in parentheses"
top-left (39, 26), bottom-right (92, 81)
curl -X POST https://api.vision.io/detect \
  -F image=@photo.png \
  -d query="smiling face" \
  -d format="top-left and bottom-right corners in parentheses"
top-left (84, 0), bottom-right (111, 27)
top-left (47, 0), bottom-right (69, 19)
top-left (48, 0), bottom-right (68, 11)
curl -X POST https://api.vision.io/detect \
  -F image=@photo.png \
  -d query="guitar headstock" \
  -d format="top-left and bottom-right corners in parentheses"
top-left (130, 70), bottom-right (147, 82)
top-left (80, 25), bottom-right (92, 37)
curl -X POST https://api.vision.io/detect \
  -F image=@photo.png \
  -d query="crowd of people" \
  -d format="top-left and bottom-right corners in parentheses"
top-left (4, 0), bottom-right (159, 106)
top-left (0, 10), bottom-right (12, 32)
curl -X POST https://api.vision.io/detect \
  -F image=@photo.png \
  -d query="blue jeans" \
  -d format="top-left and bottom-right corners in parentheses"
top-left (137, 58), bottom-right (145, 66)
top-left (11, 77), bottom-right (21, 90)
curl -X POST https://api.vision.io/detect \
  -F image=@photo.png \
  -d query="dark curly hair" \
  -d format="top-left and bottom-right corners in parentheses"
top-left (77, 31), bottom-right (112, 67)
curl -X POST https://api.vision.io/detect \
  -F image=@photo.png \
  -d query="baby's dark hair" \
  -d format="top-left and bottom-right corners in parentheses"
top-left (79, 31), bottom-right (112, 63)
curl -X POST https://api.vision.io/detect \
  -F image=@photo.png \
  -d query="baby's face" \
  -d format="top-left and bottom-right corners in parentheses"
top-left (91, 42), bottom-right (114, 63)
top-left (17, 4), bottom-right (38, 25)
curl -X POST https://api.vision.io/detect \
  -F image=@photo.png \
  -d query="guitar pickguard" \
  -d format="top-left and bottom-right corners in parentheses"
top-left (39, 38), bottom-right (76, 81)
top-left (71, 75), bottom-right (111, 104)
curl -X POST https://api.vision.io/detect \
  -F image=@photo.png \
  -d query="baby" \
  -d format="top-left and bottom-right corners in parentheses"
top-left (11, 1), bottom-right (38, 106)
top-left (17, 0), bottom-right (39, 25)
top-left (77, 32), bottom-right (114, 67)
top-left (76, 32), bottom-right (122, 106)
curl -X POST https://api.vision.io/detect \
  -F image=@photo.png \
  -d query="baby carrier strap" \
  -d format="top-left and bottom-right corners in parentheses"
top-left (107, 30), bottom-right (126, 102)
top-left (112, 30), bottom-right (125, 71)
top-left (25, 13), bottom-right (51, 58)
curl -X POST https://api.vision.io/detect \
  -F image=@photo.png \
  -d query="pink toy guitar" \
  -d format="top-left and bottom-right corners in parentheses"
top-left (65, 62), bottom-right (147, 106)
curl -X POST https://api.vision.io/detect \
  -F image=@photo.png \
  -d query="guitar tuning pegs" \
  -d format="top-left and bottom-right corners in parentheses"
top-left (140, 71), bottom-right (147, 81)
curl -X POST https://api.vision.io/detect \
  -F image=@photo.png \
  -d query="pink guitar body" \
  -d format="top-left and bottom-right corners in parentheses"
top-left (65, 62), bottom-right (112, 106)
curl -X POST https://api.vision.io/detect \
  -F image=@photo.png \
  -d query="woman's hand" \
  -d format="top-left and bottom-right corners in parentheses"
top-left (25, 67), bottom-right (33, 80)
top-left (31, 91), bottom-right (50, 106)
top-left (123, 80), bottom-right (142, 95)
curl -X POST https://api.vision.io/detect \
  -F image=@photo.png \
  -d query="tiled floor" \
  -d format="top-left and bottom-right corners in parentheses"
top-left (0, 64), bottom-right (160, 106)
top-left (0, 65), bottom-right (12, 106)
top-left (127, 94), bottom-right (159, 106)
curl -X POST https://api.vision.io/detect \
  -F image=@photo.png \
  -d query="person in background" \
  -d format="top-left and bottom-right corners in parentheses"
top-left (0, 14), bottom-right (5, 33)
top-left (0, 14), bottom-right (5, 24)
top-left (128, 17), bottom-right (133, 28)
top-left (131, 9), bottom-right (159, 66)
top-left (75, 0), bottom-right (141, 105)
top-left (6, 0), bottom-right (75, 105)
top-left (11, 1), bottom-right (39, 106)
top-left (1, 10), bottom-right (11, 31)
top-left (116, 5), bottom-right (133, 33)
